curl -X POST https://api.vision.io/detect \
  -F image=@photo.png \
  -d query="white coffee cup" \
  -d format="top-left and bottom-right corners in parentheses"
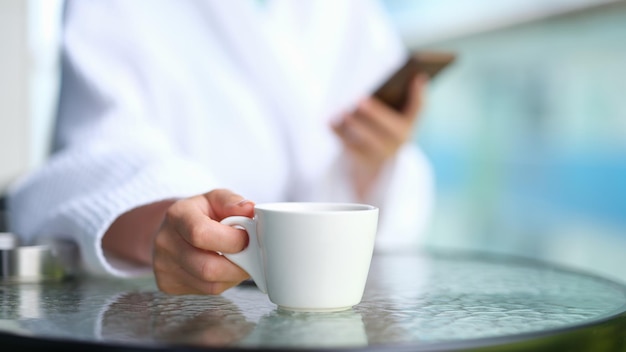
top-left (221, 202), bottom-right (379, 312)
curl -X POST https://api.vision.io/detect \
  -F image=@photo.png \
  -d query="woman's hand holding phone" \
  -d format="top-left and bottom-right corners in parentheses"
top-left (331, 73), bottom-right (429, 201)
top-left (330, 51), bottom-right (455, 199)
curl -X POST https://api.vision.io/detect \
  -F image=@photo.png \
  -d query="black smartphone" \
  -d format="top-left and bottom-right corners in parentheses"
top-left (373, 51), bottom-right (456, 111)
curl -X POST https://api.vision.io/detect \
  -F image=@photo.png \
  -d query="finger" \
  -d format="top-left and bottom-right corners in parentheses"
top-left (154, 256), bottom-right (244, 295)
top-left (354, 99), bottom-right (411, 142)
top-left (166, 198), bottom-right (249, 254)
top-left (179, 246), bottom-right (250, 284)
top-left (402, 73), bottom-right (428, 119)
top-left (153, 224), bottom-right (248, 295)
top-left (338, 113), bottom-right (388, 161)
top-left (205, 188), bottom-right (255, 220)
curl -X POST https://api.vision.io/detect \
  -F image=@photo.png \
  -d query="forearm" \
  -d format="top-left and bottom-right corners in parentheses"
top-left (102, 199), bottom-right (176, 266)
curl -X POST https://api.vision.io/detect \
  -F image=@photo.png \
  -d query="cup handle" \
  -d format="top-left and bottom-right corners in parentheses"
top-left (220, 216), bottom-right (267, 293)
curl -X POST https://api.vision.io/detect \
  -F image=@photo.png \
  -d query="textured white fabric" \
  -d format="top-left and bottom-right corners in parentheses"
top-left (7, 0), bottom-right (435, 277)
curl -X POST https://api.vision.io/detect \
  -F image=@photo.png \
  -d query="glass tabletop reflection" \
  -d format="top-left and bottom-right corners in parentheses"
top-left (1, 250), bottom-right (626, 351)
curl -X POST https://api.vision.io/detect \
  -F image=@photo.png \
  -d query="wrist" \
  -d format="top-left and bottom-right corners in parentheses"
top-left (102, 200), bottom-right (175, 265)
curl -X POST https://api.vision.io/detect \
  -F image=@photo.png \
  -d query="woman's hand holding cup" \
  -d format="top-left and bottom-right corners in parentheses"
top-left (153, 189), bottom-right (255, 295)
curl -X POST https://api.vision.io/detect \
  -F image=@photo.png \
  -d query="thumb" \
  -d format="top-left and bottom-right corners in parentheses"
top-left (403, 73), bottom-right (428, 119)
top-left (206, 188), bottom-right (255, 220)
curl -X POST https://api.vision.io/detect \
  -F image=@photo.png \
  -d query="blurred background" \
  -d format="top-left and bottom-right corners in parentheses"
top-left (383, 0), bottom-right (626, 283)
top-left (1, 0), bottom-right (625, 282)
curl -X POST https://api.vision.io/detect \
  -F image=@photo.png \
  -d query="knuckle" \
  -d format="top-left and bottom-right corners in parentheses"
top-left (155, 278), bottom-right (171, 293)
top-left (186, 223), bottom-right (208, 247)
top-left (153, 231), bottom-right (169, 251)
top-left (208, 188), bottom-right (230, 202)
top-left (205, 282), bottom-right (228, 295)
top-left (200, 258), bottom-right (218, 281)
top-left (154, 267), bottom-right (196, 295)
top-left (164, 202), bottom-right (182, 224)
top-left (152, 254), bottom-right (168, 274)
top-left (165, 200), bottom-right (184, 218)
top-left (154, 274), bottom-right (178, 294)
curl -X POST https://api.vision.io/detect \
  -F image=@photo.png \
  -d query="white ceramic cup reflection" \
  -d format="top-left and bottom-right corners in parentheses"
top-left (221, 202), bottom-right (379, 312)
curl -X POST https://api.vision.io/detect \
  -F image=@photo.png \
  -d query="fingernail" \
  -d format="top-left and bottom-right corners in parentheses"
top-left (236, 199), bottom-right (254, 207)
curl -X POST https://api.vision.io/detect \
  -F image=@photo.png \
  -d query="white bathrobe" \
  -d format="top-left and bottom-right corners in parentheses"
top-left (7, 0), bottom-right (435, 277)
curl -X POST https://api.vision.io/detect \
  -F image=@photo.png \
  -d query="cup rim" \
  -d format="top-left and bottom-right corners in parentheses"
top-left (254, 202), bottom-right (377, 213)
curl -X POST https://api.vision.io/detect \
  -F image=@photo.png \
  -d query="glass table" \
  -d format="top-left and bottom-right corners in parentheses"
top-left (1, 250), bottom-right (625, 351)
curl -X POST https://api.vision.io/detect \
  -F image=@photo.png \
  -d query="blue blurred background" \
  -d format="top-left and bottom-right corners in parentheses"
top-left (383, 0), bottom-right (626, 283)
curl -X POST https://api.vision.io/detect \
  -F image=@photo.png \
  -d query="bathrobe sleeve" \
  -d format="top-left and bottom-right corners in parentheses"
top-left (6, 0), bottom-right (216, 277)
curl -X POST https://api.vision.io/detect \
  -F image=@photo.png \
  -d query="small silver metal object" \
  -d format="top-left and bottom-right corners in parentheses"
top-left (0, 232), bottom-right (78, 283)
